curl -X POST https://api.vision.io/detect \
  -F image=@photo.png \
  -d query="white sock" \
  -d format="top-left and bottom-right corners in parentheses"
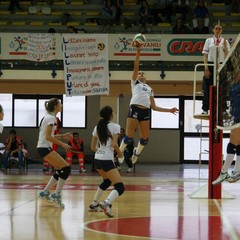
top-left (222, 154), bottom-right (235, 173)
top-left (44, 176), bottom-right (57, 193)
top-left (93, 187), bottom-right (104, 203)
top-left (136, 142), bottom-right (145, 155)
top-left (234, 155), bottom-right (240, 172)
top-left (105, 189), bottom-right (119, 204)
top-left (55, 178), bottom-right (65, 195)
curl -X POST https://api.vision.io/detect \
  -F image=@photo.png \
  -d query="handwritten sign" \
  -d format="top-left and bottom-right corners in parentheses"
top-left (26, 33), bottom-right (53, 62)
top-left (62, 34), bottom-right (109, 96)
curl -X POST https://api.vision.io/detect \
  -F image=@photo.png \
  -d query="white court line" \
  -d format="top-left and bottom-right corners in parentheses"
top-left (214, 199), bottom-right (239, 240)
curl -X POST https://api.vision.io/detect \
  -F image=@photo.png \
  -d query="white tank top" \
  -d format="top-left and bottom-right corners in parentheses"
top-left (92, 122), bottom-right (120, 160)
top-left (130, 79), bottom-right (154, 108)
top-left (37, 113), bottom-right (56, 148)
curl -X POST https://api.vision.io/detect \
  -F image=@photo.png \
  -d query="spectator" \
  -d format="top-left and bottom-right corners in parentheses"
top-left (193, 18), bottom-right (209, 34)
top-left (150, 0), bottom-right (174, 24)
top-left (231, 0), bottom-right (239, 13)
top-left (172, 17), bottom-right (192, 34)
top-left (102, 0), bottom-right (116, 33)
top-left (192, 0), bottom-right (209, 29)
top-left (112, 0), bottom-right (123, 26)
top-left (139, 0), bottom-right (151, 33)
top-left (175, 0), bottom-right (190, 22)
top-left (67, 25), bottom-right (78, 33)
top-left (2, 129), bottom-right (25, 171)
top-left (65, 132), bottom-right (86, 173)
top-left (48, 28), bottom-right (56, 33)
top-left (8, 0), bottom-right (24, 13)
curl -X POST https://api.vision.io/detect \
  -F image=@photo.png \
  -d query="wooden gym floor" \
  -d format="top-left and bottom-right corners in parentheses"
top-left (1, 163), bottom-right (240, 240)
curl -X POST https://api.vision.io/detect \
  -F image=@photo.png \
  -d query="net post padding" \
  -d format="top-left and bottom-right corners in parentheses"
top-left (208, 86), bottom-right (222, 199)
top-left (189, 86), bottom-right (234, 199)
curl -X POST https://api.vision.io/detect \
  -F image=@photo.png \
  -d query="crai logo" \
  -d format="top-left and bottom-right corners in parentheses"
top-left (167, 39), bottom-right (205, 56)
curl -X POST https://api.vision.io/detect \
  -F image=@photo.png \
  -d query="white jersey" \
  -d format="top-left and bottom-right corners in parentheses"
top-left (92, 122), bottom-right (120, 160)
top-left (37, 113), bottom-right (56, 148)
top-left (130, 79), bottom-right (154, 108)
top-left (202, 36), bottom-right (230, 63)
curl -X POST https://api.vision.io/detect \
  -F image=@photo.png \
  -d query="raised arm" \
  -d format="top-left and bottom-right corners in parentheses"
top-left (132, 48), bottom-right (141, 80)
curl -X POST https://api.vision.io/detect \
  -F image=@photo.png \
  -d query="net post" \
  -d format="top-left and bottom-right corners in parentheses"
top-left (208, 85), bottom-right (222, 199)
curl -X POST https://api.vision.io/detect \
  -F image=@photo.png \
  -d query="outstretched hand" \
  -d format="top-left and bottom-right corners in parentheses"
top-left (170, 107), bottom-right (179, 115)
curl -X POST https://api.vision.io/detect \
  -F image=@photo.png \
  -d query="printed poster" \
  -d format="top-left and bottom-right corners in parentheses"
top-left (62, 34), bottom-right (109, 96)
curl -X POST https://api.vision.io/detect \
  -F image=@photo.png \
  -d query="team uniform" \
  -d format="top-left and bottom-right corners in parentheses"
top-left (202, 36), bottom-right (231, 112)
top-left (43, 117), bottom-right (61, 171)
top-left (66, 137), bottom-right (86, 172)
top-left (37, 112), bottom-right (71, 208)
top-left (37, 113), bottom-right (56, 157)
top-left (92, 122), bottom-right (121, 171)
top-left (128, 79), bottom-right (154, 121)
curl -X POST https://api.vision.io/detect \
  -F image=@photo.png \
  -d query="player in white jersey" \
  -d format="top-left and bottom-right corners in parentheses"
top-left (0, 105), bottom-right (5, 153)
top-left (201, 23), bottom-right (230, 114)
top-left (0, 105), bottom-right (4, 134)
top-left (119, 47), bottom-right (179, 164)
top-left (37, 98), bottom-right (72, 208)
top-left (88, 106), bottom-right (125, 217)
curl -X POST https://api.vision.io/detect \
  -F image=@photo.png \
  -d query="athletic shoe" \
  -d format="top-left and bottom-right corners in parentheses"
top-left (99, 201), bottom-right (113, 218)
top-left (118, 156), bottom-right (124, 164)
top-left (228, 171), bottom-right (240, 183)
top-left (132, 147), bottom-right (140, 164)
top-left (79, 168), bottom-right (86, 173)
top-left (217, 122), bottom-right (240, 130)
top-left (50, 192), bottom-right (65, 208)
top-left (201, 110), bottom-right (208, 115)
top-left (38, 191), bottom-right (52, 202)
top-left (88, 203), bottom-right (103, 212)
top-left (127, 167), bottom-right (133, 173)
top-left (212, 172), bottom-right (230, 185)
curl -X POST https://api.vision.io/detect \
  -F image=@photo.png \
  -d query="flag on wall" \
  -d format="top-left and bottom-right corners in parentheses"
top-left (62, 34), bottom-right (109, 96)
top-left (26, 33), bottom-right (53, 62)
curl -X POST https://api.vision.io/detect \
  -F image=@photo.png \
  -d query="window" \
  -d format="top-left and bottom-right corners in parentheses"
top-left (63, 95), bottom-right (86, 128)
top-left (0, 94), bottom-right (12, 127)
top-left (14, 99), bottom-right (37, 127)
top-left (0, 94), bottom-right (86, 128)
top-left (151, 97), bottom-right (179, 129)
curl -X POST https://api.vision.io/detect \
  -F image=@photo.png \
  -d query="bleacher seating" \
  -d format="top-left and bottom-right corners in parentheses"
top-left (0, 0), bottom-right (239, 33)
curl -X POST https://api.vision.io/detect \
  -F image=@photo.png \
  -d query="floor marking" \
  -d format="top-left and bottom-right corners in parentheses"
top-left (214, 199), bottom-right (239, 240)
top-left (0, 199), bottom-right (35, 215)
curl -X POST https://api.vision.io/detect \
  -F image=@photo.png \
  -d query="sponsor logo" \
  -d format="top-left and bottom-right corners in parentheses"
top-left (168, 39), bottom-right (205, 56)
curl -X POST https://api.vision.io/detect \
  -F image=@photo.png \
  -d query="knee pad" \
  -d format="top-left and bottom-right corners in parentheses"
top-left (99, 179), bottom-right (112, 190)
top-left (123, 136), bottom-right (134, 145)
top-left (114, 182), bottom-right (125, 196)
top-left (140, 138), bottom-right (148, 145)
top-left (227, 142), bottom-right (236, 154)
top-left (57, 166), bottom-right (71, 180)
top-left (53, 172), bottom-right (59, 181)
top-left (236, 145), bottom-right (240, 156)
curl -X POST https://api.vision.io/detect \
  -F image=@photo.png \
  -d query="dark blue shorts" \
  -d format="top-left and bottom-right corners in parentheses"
top-left (95, 159), bottom-right (116, 171)
top-left (37, 147), bottom-right (53, 158)
top-left (128, 104), bottom-right (150, 121)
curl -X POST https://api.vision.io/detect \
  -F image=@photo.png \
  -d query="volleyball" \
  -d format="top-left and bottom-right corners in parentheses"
top-left (132, 33), bottom-right (146, 48)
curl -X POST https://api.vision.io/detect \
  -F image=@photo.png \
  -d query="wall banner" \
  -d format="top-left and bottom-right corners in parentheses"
top-left (26, 33), bottom-right (54, 62)
top-left (62, 34), bottom-right (109, 96)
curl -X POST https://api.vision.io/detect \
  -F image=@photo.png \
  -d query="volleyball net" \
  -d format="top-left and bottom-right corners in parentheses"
top-left (217, 34), bottom-right (240, 130)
